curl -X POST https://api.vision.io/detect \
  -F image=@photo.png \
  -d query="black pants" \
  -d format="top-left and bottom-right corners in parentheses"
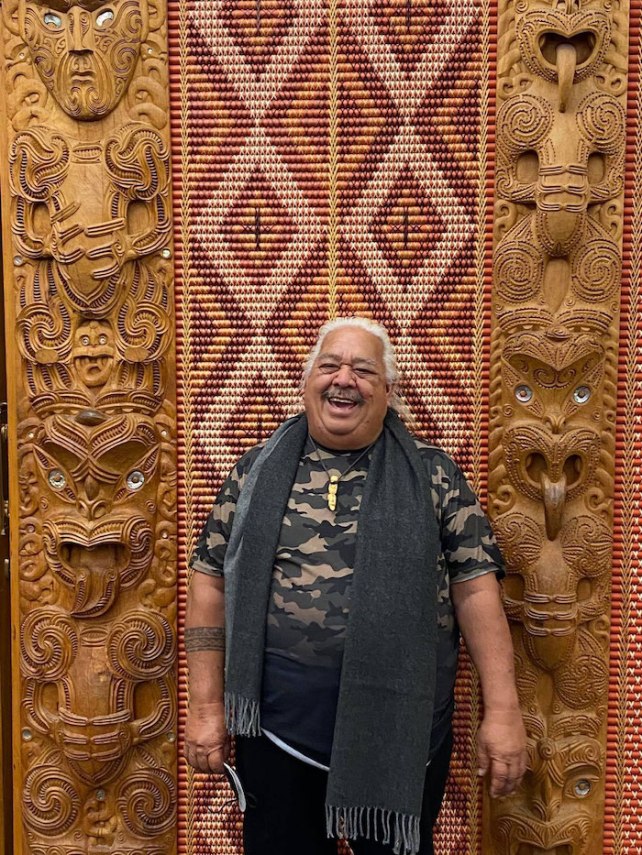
top-left (235, 732), bottom-right (453, 855)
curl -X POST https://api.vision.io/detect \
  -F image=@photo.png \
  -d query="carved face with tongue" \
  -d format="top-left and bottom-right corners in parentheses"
top-left (302, 327), bottom-right (392, 450)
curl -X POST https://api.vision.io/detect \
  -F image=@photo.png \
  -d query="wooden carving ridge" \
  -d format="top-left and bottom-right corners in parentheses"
top-left (5, 0), bottom-right (176, 845)
top-left (488, 0), bottom-right (626, 851)
top-left (21, 611), bottom-right (175, 782)
top-left (10, 123), bottom-right (170, 316)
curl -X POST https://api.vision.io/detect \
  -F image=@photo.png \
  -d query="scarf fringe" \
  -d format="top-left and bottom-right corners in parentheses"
top-left (325, 805), bottom-right (421, 855)
top-left (224, 692), bottom-right (260, 736)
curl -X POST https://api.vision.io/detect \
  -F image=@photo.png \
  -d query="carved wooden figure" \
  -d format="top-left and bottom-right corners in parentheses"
top-left (487, 1), bottom-right (627, 853)
top-left (0, 0), bottom-right (177, 851)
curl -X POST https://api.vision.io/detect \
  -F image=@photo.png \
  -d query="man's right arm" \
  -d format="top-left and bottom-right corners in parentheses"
top-left (183, 571), bottom-right (229, 774)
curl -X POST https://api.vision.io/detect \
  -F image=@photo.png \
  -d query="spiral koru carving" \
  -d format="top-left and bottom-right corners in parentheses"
top-left (571, 238), bottom-right (620, 302)
top-left (560, 515), bottom-right (612, 579)
top-left (576, 92), bottom-right (626, 155)
top-left (493, 513), bottom-right (542, 571)
top-left (23, 763), bottom-right (80, 835)
top-left (556, 631), bottom-right (609, 709)
top-left (494, 239), bottom-right (544, 303)
top-left (117, 768), bottom-right (176, 836)
top-left (17, 296), bottom-right (72, 366)
top-left (20, 608), bottom-right (78, 679)
top-left (108, 610), bottom-right (175, 680)
top-left (117, 296), bottom-right (171, 363)
top-left (496, 94), bottom-right (553, 155)
top-left (105, 124), bottom-right (170, 202)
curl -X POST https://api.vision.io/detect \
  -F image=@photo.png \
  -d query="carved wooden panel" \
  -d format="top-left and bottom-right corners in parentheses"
top-left (486, 1), bottom-right (628, 853)
top-left (0, 0), bottom-right (177, 852)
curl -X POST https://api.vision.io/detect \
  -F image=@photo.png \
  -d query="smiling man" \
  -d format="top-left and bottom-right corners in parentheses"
top-left (184, 317), bottom-right (526, 855)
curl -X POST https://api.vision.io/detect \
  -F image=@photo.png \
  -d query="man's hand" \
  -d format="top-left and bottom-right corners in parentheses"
top-left (477, 708), bottom-right (527, 798)
top-left (184, 701), bottom-right (230, 774)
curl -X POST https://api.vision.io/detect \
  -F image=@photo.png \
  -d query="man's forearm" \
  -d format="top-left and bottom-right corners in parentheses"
top-left (184, 571), bottom-right (230, 772)
top-left (451, 573), bottom-right (520, 712)
top-left (452, 572), bottom-right (527, 796)
top-left (185, 572), bottom-right (226, 706)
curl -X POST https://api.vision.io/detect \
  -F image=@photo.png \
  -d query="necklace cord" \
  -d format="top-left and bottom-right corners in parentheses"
top-left (308, 434), bottom-right (373, 510)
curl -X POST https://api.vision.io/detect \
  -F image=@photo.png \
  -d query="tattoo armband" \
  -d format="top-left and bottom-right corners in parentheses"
top-left (185, 626), bottom-right (225, 652)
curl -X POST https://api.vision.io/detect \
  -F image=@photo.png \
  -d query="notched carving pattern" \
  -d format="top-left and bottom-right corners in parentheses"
top-left (488, 0), bottom-right (626, 852)
top-left (5, 0), bottom-right (177, 850)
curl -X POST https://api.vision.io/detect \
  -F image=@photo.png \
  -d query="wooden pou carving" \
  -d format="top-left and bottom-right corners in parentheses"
top-left (486, 1), bottom-right (628, 853)
top-left (0, 0), bottom-right (177, 851)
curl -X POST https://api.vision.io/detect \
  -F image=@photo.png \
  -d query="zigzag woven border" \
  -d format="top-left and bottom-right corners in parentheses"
top-left (606, 2), bottom-right (642, 852)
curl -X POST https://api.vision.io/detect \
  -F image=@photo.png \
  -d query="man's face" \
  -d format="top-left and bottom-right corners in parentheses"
top-left (20, 0), bottom-right (146, 120)
top-left (303, 327), bottom-right (392, 450)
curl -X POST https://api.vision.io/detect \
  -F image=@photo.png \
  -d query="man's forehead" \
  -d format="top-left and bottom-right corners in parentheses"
top-left (319, 328), bottom-right (384, 357)
top-left (28, 0), bottom-right (116, 11)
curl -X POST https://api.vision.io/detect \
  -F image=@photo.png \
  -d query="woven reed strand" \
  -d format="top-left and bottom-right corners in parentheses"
top-left (608, 1), bottom-right (642, 852)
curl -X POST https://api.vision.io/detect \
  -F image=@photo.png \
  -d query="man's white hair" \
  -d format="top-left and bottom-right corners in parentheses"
top-left (301, 316), bottom-right (405, 413)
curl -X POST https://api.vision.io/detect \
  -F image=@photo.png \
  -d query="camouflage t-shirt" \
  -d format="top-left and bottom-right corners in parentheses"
top-left (191, 434), bottom-right (504, 764)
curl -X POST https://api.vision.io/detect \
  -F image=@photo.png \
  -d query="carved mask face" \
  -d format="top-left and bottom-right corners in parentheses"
top-left (492, 729), bottom-right (603, 855)
top-left (20, 0), bottom-right (147, 120)
top-left (73, 320), bottom-right (115, 387)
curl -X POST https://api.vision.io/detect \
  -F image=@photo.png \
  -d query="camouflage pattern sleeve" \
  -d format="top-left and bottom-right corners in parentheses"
top-left (189, 444), bottom-right (264, 577)
top-left (419, 444), bottom-right (505, 584)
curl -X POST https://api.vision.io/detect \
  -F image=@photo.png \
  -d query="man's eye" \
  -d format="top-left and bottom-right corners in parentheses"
top-left (318, 363), bottom-right (339, 374)
top-left (354, 367), bottom-right (376, 378)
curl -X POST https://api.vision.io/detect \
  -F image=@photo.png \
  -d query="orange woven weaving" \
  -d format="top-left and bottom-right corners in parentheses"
top-left (605, 3), bottom-right (642, 854)
top-left (169, 1), bottom-right (491, 852)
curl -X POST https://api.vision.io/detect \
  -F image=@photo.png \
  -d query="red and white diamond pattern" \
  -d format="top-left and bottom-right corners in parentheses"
top-left (179, 2), bottom-right (485, 852)
top-left (186, 0), bottom-right (481, 487)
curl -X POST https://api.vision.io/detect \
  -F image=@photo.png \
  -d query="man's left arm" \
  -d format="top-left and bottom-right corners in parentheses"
top-left (451, 573), bottom-right (527, 798)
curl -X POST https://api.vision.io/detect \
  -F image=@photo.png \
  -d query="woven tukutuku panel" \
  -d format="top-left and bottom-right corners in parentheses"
top-left (168, 0), bottom-right (492, 852)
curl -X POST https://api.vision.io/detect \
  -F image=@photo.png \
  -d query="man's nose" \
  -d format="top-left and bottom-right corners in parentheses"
top-left (334, 363), bottom-right (356, 385)
top-left (67, 8), bottom-right (94, 53)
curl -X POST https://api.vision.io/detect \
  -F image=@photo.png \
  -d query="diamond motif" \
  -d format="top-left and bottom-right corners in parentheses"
top-left (415, 19), bottom-right (481, 205)
top-left (222, 375), bottom-right (289, 458)
top-left (220, 0), bottom-right (297, 75)
top-left (267, 239), bottom-right (331, 381)
top-left (265, 28), bottom-right (331, 204)
top-left (372, 0), bottom-right (451, 75)
top-left (337, 39), bottom-right (396, 197)
top-left (221, 169), bottom-right (296, 280)
top-left (186, 20), bottom-right (253, 176)
top-left (372, 167), bottom-right (446, 291)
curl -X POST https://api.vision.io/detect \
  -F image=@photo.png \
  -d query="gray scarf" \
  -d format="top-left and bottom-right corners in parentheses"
top-left (223, 410), bottom-right (440, 855)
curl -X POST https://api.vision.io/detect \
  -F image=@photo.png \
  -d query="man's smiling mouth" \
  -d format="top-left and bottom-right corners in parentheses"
top-left (328, 398), bottom-right (358, 410)
top-left (323, 390), bottom-right (364, 411)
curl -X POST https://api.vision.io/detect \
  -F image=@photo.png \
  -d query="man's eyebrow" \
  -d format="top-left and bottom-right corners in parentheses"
top-left (316, 352), bottom-right (378, 366)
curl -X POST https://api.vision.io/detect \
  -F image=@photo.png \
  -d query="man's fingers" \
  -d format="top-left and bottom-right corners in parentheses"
top-left (183, 742), bottom-right (226, 773)
top-left (477, 742), bottom-right (489, 777)
top-left (489, 756), bottom-right (524, 797)
top-left (489, 760), bottom-right (509, 797)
